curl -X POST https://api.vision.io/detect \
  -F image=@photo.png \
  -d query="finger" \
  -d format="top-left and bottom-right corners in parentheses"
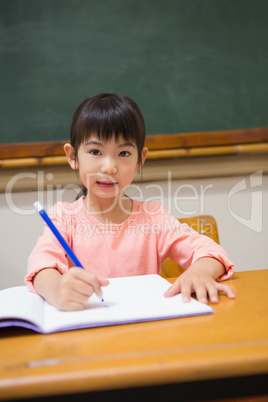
top-left (71, 268), bottom-right (106, 296)
top-left (61, 270), bottom-right (93, 298)
top-left (61, 291), bottom-right (91, 311)
top-left (70, 288), bottom-right (93, 303)
top-left (206, 284), bottom-right (219, 304)
top-left (164, 279), bottom-right (182, 298)
top-left (56, 286), bottom-right (92, 311)
top-left (194, 285), bottom-right (209, 304)
top-left (216, 283), bottom-right (236, 299)
top-left (73, 278), bottom-right (96, 298)
top-left (85, 274), bottom-right (107, 299)
top-left (180, 281), bottom-right (193, 303)
top-left (99, 277), bottom-right (110, 287)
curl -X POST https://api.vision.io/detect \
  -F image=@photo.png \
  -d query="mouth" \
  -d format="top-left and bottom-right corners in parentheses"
top-left (96, 181), bottom-right (118, 188)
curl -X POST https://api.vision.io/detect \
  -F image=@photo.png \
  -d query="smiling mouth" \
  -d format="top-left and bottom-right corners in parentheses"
top-left (96, 181), bottom-right (118, 188)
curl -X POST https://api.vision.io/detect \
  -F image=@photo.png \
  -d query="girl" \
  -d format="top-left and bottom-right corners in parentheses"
top-left (25, 92), bottom-right (235, 310)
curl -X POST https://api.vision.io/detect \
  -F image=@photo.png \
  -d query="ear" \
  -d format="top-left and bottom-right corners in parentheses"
top-left (64, 143), bottom-right (78, 170)
top-left (135, 147), bottom-right (148, 172)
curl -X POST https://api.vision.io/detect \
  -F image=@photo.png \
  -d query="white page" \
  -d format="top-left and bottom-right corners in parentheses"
top-left (43, 275), bottom-right (213, 333)
top-left (0, 286), bottom-right (45, 330)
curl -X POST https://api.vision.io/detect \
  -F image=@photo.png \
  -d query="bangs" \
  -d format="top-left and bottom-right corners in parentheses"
top-left (78, 105), bottom-right (139, 145)
top-left (70, 93), bottom-right (146, 163)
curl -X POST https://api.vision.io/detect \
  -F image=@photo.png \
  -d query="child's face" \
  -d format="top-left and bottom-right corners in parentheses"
top-left (70, 134), bottom-right (146, 202)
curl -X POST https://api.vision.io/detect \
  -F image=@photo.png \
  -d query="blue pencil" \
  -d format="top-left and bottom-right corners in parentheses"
top-left (33, 201), bottom-right (104, 302)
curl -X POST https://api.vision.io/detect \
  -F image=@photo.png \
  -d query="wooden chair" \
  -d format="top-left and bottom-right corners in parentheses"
top-left (160, 215), bottom-right (220, 278)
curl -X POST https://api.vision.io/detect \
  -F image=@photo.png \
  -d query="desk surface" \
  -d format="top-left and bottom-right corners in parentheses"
top-left (0, 270), bottom-right (267, 400)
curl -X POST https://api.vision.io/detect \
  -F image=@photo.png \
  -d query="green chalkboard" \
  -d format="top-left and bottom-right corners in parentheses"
top-left (0, 0), bottom-right (268, 144)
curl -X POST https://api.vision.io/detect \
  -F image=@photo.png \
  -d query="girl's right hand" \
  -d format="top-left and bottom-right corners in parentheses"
top-left (33, 267), bottom-right (109, 311)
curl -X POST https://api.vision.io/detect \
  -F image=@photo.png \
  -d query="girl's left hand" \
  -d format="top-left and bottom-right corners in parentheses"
top-left (164, 258), bottom-right (236, 304)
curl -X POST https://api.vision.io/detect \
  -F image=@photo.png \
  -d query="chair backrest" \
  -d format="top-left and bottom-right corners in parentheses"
top-left (160, 215), bottom-right (219, 278)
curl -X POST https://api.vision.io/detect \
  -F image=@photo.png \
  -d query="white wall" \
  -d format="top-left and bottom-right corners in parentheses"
top-left (0, 174), bottom-right (267, 290)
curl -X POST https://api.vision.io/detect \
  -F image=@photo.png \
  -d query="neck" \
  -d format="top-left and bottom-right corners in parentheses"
top-left (83, 194), bottom-right (132, 224)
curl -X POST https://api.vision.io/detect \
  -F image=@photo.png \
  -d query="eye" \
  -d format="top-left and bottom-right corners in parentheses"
top-left (90, 149), bottom-right (101, 156)
top-left (119, 150), bottom-right (130, 157)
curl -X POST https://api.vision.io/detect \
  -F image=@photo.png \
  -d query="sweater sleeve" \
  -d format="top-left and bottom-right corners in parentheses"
top-left (25, 203), bottom-right (71, 293)
top-left (157, 210), bottom-right (234, 281)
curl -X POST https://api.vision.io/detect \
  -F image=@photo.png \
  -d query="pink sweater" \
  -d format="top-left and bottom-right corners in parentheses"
top-left (25, 197), bottom-right (234, 293)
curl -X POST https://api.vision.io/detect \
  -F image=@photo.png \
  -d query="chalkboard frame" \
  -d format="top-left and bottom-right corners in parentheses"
top-left (0, 128), bottom-right (267, 168)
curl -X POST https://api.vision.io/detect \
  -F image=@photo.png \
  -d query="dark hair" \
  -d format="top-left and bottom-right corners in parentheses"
top-left (70, 92), bottom-right (146, 166)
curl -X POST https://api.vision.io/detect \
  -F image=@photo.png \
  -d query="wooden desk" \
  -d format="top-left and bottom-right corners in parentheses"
top-left (0, 270), bottom-right (267, 401)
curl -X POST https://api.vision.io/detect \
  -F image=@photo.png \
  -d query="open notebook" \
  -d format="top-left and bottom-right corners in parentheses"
top-left (0, 274), bottom-right (213, 334)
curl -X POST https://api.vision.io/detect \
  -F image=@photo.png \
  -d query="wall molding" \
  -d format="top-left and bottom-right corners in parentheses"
top-left (1, 153), bottom-right (267, 193)
top-left (0, 127), bottom-right (267, 168)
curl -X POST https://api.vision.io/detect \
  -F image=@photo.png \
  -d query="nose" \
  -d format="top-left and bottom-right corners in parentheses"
top-left (100, 157), bottom-right (117, 175)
